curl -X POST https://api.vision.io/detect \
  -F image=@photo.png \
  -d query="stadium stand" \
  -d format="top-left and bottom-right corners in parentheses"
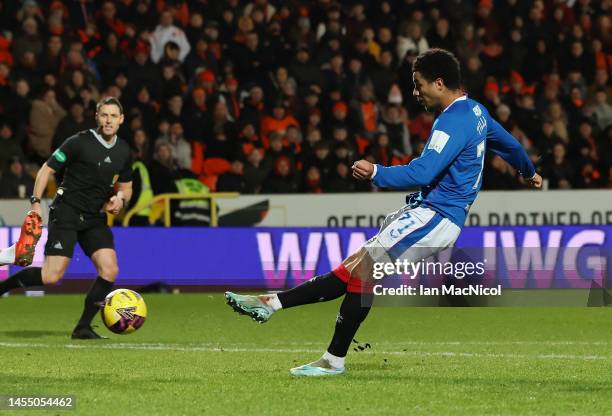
top-left (0, 0), bottom-right (610, 198)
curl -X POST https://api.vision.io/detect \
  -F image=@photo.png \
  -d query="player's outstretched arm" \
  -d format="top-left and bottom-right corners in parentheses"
top-left (486, 117), bottom-right (542, 189)
top-left (355, 121), bottom-right (463, 189)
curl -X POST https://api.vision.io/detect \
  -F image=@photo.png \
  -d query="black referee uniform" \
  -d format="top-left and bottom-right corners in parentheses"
top-left (45, 129), bottom-right (132, 258)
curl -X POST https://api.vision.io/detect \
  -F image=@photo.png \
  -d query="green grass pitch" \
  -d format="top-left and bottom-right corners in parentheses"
top-left (1, 293), bottom-right (611, 415)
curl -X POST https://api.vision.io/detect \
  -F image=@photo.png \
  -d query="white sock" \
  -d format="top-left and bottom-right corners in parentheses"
top-left (322, 351), bottom-right (345, 369)
top-left (264, 294), bottom-right (283, 311)
top-left (0, 245), bottom-right (15, 265)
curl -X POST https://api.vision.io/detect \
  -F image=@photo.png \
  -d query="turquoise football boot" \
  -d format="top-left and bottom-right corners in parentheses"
top-left (290, 358), bottom-right (346, 377)
top-left (224, 292), bottom-right (275, 323)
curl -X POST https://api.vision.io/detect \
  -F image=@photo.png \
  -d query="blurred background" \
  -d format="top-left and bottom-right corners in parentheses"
top-left (0, 0), bottom-right (610, 292)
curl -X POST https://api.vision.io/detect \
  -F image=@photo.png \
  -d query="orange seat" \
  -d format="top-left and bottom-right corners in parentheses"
top-left (356, 136), bottom-right (370, 156)
top-left (191, 141), bottom-right (205, 175)
top-left (203, 158), bottom-right (231, 176)
top-left (200, 175), bottom-right (218, 191)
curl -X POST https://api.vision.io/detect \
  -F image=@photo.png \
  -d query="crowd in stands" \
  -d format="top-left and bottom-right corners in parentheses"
top-left (0, 0), bottom-right (610, 200)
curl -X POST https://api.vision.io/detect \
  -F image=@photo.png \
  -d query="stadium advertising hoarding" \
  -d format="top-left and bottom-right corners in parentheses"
top-left (0, 190), bottom-right (610, 227)
top-left (215, 190), bottom-right (612, 227)
top-left (1, 226), bottom-right (610, 298)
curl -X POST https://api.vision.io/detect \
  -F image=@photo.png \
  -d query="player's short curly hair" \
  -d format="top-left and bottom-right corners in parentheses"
top-left (96, 96), bottom-right (124, 114)
top-left (413, 48), bottom-right (462, 90)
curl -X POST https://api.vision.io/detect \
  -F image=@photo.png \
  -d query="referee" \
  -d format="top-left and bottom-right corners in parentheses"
top-left (0, 97), bottom-right (133, 339)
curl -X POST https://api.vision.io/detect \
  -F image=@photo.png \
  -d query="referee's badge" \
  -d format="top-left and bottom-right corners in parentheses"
top-left (53, 149), bottom-right (66, 163)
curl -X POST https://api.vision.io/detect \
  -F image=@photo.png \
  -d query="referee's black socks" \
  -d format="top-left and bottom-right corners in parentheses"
top-left (75, 276), bottom-right (114, 329)
top-left (277, 272), bottom-right (347, 308)
top-left (0, 267), bottom-right (43, 295)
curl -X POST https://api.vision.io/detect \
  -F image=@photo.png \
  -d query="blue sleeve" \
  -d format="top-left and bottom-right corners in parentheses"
top-left (372, 117), bottom-right (463, 189)
top-left (486, 116), bottom-right (536, 178)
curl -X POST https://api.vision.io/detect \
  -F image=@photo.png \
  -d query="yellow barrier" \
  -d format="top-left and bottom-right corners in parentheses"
top-left (119, 192), bottom-right (240, 227)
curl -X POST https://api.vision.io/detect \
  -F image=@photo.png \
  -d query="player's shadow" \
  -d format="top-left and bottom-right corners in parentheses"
top-left (0, 330), bottom-right (67, 338)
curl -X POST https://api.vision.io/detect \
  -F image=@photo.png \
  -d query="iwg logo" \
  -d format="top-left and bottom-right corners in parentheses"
top-left (482, 229), bottom-right (608, 288)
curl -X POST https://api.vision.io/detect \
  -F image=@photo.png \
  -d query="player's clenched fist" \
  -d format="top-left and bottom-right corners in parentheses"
top-left (525, 173), bottom-right (543, 189)
top-left (352, 160), bottom-right (375, 180)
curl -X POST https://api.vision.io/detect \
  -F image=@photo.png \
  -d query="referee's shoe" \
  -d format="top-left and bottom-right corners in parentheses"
top-left (14, 211), bottom-right (43, 267)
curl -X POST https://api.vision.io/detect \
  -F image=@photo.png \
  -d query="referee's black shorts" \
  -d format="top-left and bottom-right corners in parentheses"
top-left (44, 200), bottom-right (115, 258)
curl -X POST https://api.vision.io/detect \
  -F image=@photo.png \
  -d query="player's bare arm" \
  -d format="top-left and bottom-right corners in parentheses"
top-left (29, 162), bottom-right (56, 217)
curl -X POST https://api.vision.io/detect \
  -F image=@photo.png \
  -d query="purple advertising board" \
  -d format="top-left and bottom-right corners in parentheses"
top-left (1, 226), bottom-right (610, 289)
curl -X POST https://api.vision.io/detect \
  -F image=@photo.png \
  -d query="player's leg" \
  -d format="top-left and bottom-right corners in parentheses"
top-left (72, 223), bottom-right (117, 339)
top-left (0, 208), bottom-right (75, 295)
top-left (291, 207), bottom-right (461, 376)
top-left (0, 245), bottom-right (16, 266)
top-left (224, 207), bottom-right (406, 321)
top-left (14, 211), bottom-right (44, 266)
top-left (0, 255), bottom-right (71, 295)
top-left (225, 272), bottom-right (347, 322)
top-left (0, 211), bottom-right (44, 267)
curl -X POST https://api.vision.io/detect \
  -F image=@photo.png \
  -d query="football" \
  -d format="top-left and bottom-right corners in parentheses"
top-left (101, 289), bottom-right (147, 334)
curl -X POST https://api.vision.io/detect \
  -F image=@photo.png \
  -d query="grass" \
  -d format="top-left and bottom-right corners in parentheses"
top-left (1, 293), bottom-right (611, 415)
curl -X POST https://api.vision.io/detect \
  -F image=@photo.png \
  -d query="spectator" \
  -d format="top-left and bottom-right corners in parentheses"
top-left (327, 161), bottom-right (356, 193)
top-left (12, 17), bottom-right (43, 62)
top-left (262, 156), bottom-right (298, 193)
top-left (165, 122), bottom-right (191, 170)
top-left (243, 148), bottom-right (269, 194)
top-left (217, 159), bottom-right (249, 193)
top-left (52, 99), bottom-right (96, 151)
top-left (0, 122), bottom-right (24, 171)
top-left (544, 143), bottom-right (575, 189)
top-left (378, 104), bottom-right (412, 158)
top-left (397, 20), bottom-right (429, 61)
top-left (482, 155), bottom-right (518, 190)
top-left (62, 69), bottom-right (100, 103)
top-left (148, 139), bottom-right (179, 194)
top-left (302, 165), bottom-right (323, 193)
top-left (0, 156), bottom-right (34, 198)
top-left (131, 128), bottom-right (152, 164)
top-left (592, 89), bottom-right (612, 132)
top-left (260, 101), bottom-right (299, 145)
top-left (28, 88), bottom-right (67, 165)
top-left (148, 9), bottom-right (190, 64)
top-left (96, 32), bottom-right (129, 85)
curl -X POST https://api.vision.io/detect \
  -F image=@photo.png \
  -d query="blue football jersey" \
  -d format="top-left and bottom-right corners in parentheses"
top-left (372, 96), bottom-right (535, 227)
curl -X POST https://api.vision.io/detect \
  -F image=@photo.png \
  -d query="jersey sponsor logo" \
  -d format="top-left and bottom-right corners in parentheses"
top-left (427, 130), bottom-right (450, 153)
top-left (52, 149), bottom-right (67, 163)
top-left (53, 241), bottom-right (63, 250)
top-left (104, 156), bottom-right (112, 163)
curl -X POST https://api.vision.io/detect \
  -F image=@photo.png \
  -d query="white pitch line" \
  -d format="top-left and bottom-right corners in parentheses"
top-left (0, 341), bottom-right (610, 361)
